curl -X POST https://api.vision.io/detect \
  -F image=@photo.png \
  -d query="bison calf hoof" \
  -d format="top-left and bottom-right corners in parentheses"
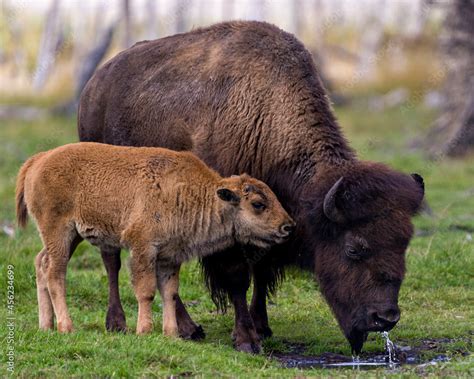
top-left (57, 320), bottom-right (73, 333)
top-left (39, 321), bottom-right (54, 331)
top-left (235, 342), bottom-right (261, 354)
top-left (179, 323), bottom-right (206, 340)
top-left (136, 322), bottom-right (154, 335)
top-left (105, 310), bottom-right (127, 333)
top-left (136, 327), bottom-right (152, 335)
top-left (163, 327), bottom-right (179, 338)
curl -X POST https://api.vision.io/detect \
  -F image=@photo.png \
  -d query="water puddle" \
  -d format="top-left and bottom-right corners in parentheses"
top-left (271, 334), bottom-right (459, 370)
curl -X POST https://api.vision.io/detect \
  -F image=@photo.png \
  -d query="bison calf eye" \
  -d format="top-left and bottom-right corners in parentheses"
top-left (252, 202), bottom-right (266, 211)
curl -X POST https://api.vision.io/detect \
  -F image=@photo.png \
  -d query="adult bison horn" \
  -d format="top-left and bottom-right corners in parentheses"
top-left (411, 173), bottom-right (426, 213)
top-left (323, 177), bottom-right (347, 224)
top-left (411, 173), bottom-right (425, 194)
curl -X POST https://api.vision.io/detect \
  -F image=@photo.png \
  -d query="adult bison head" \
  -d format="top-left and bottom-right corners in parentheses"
top-left (305, 163), bottom-right (424, 354)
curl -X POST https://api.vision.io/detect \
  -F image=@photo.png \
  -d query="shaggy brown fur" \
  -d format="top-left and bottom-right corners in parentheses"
top-left (78, 21), bottom-right (424, 353)
top-left (16, 142), bottom-right (293, 336)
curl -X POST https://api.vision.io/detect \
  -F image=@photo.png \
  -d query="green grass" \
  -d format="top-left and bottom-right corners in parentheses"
top-left (0, 106), bottom-right (473, 377)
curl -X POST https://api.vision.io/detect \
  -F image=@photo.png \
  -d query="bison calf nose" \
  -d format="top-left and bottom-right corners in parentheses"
top-left (279, 222), bottom-right (296, 237)
top-left (371, 307), bottom-right (401, 331)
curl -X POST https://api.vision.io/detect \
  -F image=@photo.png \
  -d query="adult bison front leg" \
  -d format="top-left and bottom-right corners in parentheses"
top-left (175, 296), bottom-right (205, 340)
top-left (250, 266), bottom-right (273, 339)
top-left (250, 248), bottom-right (286, 339)
top-left (202, 247), bottom-right (261, 354)
top-left (101, 247), bottom-right (127, 332)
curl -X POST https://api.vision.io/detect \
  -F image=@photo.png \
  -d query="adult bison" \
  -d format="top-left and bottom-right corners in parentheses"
top-left (78, 21), bottom-right (424, 354)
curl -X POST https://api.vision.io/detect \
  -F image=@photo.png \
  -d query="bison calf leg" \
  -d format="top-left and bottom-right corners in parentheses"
top-left (130, 247), bottom-right (157, 334)
top-left (101, 247), bottom-right (127, 332)
top-left (46, 245), bottom-right (73, 333)
top-left (157, 263), bottom-right (180, 337)
top-left (176, 295), bottom-right (205, 340)
top-left (35, 248), bottom-right (54, 330)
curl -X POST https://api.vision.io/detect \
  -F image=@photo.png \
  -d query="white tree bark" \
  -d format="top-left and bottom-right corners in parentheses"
top-left (356, 0), bottom-right (386, 79)
top-left (174, 0), bottom-right (187, 34)
top-left (145, 0), bottom-right (158, 39)
top-left (122, 0), bottom-right (132, 48)
top-left (291, 0), bottom-right (305, 37)
top-left (251, 0), bottom-right (267, 21)
top-left (426, 0), bottom-right (474, 157)
top-left (221, 0), bottom-right (235, 21)
top-left (32, 0), bottom-right (63, 90)
top-left (74, 24), bottom-right (116, 103)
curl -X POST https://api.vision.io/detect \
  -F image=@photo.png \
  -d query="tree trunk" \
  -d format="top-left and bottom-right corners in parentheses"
top-left (122, 0), bottom-right (132, 48)
top-left (221, 0), bottom-right (235, 21)
top-left (425, 0), bottom-right (474, 157)
top-left (74, 25), bottom-right (116, 103)
top-left (3, 3), bottom-right (26, 77)
top-left (356, 0), bottom-right (386, 80)
top-left (32, 0), bottom-right (62, 90)
top-left (174, 0), bottom-right (187, 34)
top-left (145, 0), bottom-right (157, 39)
top-left (309, 0), bottom-right (338, 101)
top-left (251, 0), bottom-right (266, 21)
top-left (55, 22), bottom-right (115, 115)
top-left (291, 0), bottom-right (304, 37)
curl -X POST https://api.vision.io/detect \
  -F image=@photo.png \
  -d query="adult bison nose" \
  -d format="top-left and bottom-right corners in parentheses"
top-left (370, 306), bottom-right (400, 331)
top-left (279, 221), bottom-right (296, 237)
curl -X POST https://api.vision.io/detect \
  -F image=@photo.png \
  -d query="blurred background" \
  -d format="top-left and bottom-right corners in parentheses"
top-left (0, 0), bottom-right (472, 158)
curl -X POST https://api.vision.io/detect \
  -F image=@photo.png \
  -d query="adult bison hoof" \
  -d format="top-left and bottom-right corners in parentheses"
top-left (235, 342), bottom-right (262, 354)
top-left (256, 325), bottom-right (273, 339)
top-left (190, 324), bottom-right (206, 340)
top-left (179, 323), bottom-right (206, 340)
top-left (105, 307), bottom-right (127, 332)
top-left (232, 324), bottom-right (262, 354)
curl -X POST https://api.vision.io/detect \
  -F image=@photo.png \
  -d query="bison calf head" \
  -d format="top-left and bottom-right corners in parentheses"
top-left (307, 163), bottom-right (424, 354)
top-left (217, 174), bottom-right (295, 248)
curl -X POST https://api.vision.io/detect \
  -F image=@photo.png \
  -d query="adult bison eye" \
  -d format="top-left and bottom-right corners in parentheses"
top-left (252, 202), bottom-right (266, 211)
top-left (345, 246), bottom-right (366, 260)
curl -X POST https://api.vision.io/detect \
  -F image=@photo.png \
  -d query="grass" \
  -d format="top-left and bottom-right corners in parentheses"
top-left (0, 105), bottom-right (473, 377)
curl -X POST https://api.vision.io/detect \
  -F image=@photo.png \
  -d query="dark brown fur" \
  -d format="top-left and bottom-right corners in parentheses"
top-left (78, 21), bottom-right (424, 353)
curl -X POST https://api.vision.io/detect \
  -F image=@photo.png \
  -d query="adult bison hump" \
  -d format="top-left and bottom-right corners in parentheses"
top-left (78, 20), bottom-right (354, 176)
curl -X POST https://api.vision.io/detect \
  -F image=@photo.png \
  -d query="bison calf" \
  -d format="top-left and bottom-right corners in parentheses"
top-left (16, 142), bottom-right (294, 336)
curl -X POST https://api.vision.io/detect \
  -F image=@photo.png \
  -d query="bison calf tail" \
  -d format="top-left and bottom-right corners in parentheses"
top-left (15, 154), bottom-right (40, 229)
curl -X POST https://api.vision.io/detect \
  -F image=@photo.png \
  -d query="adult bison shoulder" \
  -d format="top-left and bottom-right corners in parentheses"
top-left (78, 21), bottom-right (424, 354)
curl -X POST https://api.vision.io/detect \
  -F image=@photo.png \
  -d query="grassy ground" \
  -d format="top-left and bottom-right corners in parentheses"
top-left (0, 105), bottom-right (473, 377)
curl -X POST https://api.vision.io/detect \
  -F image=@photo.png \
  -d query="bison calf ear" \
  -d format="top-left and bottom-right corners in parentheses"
top-left (217, 188), bottom-right (240, 205)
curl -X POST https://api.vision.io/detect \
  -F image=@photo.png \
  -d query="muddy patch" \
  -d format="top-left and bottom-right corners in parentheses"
top-left (270, 337), bottom-right (471, 370)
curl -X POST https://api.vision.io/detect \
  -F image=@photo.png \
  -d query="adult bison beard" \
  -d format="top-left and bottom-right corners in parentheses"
top-left (348, 329), bottom-right (369, 355)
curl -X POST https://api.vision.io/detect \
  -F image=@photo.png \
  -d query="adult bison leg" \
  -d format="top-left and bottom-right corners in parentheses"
top-left (175, 295), bottom-right (205, 340)
top-left (202, 247), bottom-right (261, 353)
top-left (231, 289), bottom-right (261, 354)
top-left (100, 247), bottom-right (127, 332)
top-left (250, 251), bottom-right (285, 339)
top-left (250, 271), bottom-right (272, 339)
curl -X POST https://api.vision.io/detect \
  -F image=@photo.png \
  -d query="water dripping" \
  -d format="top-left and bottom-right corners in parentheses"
top-left (381, 331), bottom-right (397, 367)
top-left (352, 354), bottom-right (361, 370)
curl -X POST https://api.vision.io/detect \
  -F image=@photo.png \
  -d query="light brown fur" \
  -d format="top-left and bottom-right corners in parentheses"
top-left (16, 142), bottom-right (293, 335)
